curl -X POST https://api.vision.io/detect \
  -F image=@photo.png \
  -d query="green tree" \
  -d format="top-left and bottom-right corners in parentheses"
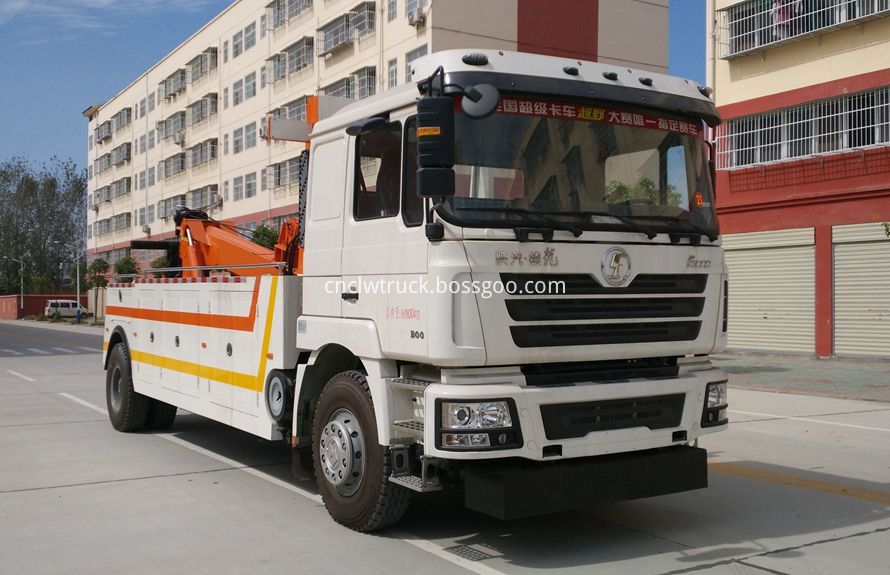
top-left (884, 223), bottom-right (889, 238)
top-left (605, 178), bottom-right (682, 208)
top-left (150, 255), bottom-right (169, 278)
top-left (114, 256), bottom-right (139, 284)
top-left (252, 224), bottom-right (278, 250)
top-left (0, 157), bottom-right (86, 295)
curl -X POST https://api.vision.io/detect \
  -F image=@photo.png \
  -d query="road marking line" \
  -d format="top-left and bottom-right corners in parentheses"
top-left (26, 348), bottom-right (50, 355)
top-left (57, 392), bottom-right (507, 575)
top-left (729, 409), bottom-right (890, 433)
top-left (59, 392), bottom-right (105, 414)
top-left (77, 346), bottom-right (100, 353)
top-left (709, 462), bottom-right (890, 505)
top-left (52, 347), bottom-right (75, 354)
top-left (1, 349), bottom-right (23, 356)
top-left (7, 370), bottom-right (36, 382)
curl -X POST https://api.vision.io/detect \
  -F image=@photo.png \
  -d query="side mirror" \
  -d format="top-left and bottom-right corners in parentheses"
top-left (417, 96), bottom-right (455, 198)
top-left (461, 84), bottom-right (500, 119)
top-left (346, 116), bottom-right (387, 136)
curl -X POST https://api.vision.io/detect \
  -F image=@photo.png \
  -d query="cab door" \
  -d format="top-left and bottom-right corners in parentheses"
top-left (340, 116), bottom-right (428, 356)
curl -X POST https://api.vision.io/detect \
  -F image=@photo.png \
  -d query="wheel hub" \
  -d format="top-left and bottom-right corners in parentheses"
top-left (268, 376), bottom-right (285, 417)
top-left (319, 409), bottom-right (365, 496)
top-left (110, 366), bottom-right (122, 412)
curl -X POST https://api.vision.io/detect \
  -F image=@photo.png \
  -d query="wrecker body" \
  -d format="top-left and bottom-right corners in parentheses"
top-left (103, 49), bottom-right (729, 531)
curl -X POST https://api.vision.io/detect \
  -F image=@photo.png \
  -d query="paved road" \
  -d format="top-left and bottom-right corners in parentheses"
top-left (1, 323), bottom-right (889, 575)
top-left (0, 321), bottom-right (102, 357)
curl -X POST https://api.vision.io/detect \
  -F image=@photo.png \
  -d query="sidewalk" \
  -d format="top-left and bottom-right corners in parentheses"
top-left (0, 318), bottom-right (105, 336)
top-left (713, 351), bottom-right (890, 403)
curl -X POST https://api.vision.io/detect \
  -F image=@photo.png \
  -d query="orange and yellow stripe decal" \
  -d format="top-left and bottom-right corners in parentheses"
top-left (128, 276), bottom-right (279, 392)
top-left (106, 278), bottom-right (262, 332)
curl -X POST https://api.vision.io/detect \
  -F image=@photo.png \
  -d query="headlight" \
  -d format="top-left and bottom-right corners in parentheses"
top-left (441, 401), bottom-right (513, 429)
top-left (706, 382), bottom-right (727, 408)
top-left (702, 381), bottom-right (729, 427)
top-left (437, 399), bottom-right (522, 450)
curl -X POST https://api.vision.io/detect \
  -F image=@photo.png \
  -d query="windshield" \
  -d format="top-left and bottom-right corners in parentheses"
top-left (438, 95), bottom-right (718, 238)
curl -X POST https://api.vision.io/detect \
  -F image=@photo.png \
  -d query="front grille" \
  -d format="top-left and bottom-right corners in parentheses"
top-left (540, 394), bottom-right (686, 440)
top-left (506, 297), bottom-right (704, 321)
top-left (511, 321), bottom-right (702, 348)
top-left (501, 272), bottom-right (708, 349)
top-left (501, 273), bottom-right (708, 295)
top-left (521, 357), bottom-right (679, 387)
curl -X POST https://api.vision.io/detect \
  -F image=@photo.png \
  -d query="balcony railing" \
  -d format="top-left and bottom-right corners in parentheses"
top-left (715, 85), bottom-right (890, 169)
top-left (717, 0), bottom-right (890, 59)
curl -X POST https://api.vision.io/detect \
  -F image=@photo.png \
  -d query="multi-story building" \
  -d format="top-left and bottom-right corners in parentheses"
top-left (707, 0), bottom-right (890, 358)
top-left (84, 0), bottom-right (668, 268)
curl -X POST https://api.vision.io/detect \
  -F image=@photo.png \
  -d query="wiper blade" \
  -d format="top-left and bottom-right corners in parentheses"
top-left (548, 211), bottom-right (658, 239)
top-left (628, 215), bottom-right (719, 242)
top-left (455, 206), bottom-right (583, 237)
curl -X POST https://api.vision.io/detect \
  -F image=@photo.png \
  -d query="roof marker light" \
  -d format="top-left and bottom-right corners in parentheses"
top-left (603, 72), bottom-right (619, 81)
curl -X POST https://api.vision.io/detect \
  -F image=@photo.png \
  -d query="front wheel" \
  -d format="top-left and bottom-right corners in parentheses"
top-left (312, 371), bottom-right (411, 531)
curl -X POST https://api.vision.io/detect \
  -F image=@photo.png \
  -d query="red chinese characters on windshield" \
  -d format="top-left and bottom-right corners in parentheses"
top-left (495, 97), bottom-right (701, 136)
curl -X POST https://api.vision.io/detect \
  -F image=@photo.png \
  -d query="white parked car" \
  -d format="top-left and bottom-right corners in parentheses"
top-left (44, 299), bottom-right (90, 318)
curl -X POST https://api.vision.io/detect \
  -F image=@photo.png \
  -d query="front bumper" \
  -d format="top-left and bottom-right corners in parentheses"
top-left (464, 445), bottom-right (708, 520)
top-left (423, 366), bottom-right (727, 461)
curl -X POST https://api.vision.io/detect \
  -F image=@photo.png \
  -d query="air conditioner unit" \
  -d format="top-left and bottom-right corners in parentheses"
top-left (142, 225), bottom-right (151, 234)
top-left (91, 202), bottom-right (100, 212)
top-left (173, 133), bottom-right (185, 147)
top-left (407, 10), bottom-right (425, 27)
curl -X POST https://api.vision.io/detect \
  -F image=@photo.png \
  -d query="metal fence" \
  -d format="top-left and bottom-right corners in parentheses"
top-left (715, 85), bottom-right (890, 169)
top-left (717, 0), bottom-right (890, 59)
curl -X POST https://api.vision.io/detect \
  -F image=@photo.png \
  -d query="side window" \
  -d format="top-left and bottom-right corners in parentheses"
top-left (402, 117), bottom-right (424, 227)
top-left (354, 121), bottom-right (402, 221)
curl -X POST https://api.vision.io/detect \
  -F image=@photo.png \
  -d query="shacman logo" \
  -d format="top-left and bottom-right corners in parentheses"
top-left (601, 247), bottom-right (631, 286)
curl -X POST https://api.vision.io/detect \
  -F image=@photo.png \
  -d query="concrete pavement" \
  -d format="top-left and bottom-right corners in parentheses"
top-left (1, 322), bottom-right (889, 574)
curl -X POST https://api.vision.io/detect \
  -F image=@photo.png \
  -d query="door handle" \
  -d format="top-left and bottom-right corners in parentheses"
top-left (342, 292), bottom-right (359, 302)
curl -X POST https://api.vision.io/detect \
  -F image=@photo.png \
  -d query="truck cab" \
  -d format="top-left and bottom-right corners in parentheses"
top-left (294, 50), bottom-right (728, 524)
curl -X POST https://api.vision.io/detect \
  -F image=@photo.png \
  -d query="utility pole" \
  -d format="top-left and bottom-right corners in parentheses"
top-left (55, 241), bottom-right (83, 324)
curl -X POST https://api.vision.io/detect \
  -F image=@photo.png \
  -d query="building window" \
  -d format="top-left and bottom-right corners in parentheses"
top-left (245, 72), bottom-right (256, 100)
top-left (139, 98), bottom-right (146, 119)
top-left (233, 175), bottom-right (244, 201)
top-left (716, 85), bottom-right (890, 169)
top-left (245, 22), bottom-right (256, 50)
top-left (223, 40), bottom-right (229, 63)
top-left (139, 134), bottom-right (146, 154)
top-left (355, 66), bottom-right (376, 99)
top-left (245, 122), bottom-right (257, 149)
top-left (148, 167), bottom-right (155, 187)
top-left (260, 14), bottom-right (267, 38)
top-left (188, 47), bottom-right (218, 84)
top-left (717, 0), bottom-right (890, 59)
top-left (317, 14), bottom-right (353, 56)
top-left (224, 87), bottom-right (229, 109)
top-left (352, 2), bottom-right (376, 39)
top-left (261, 65), bottom-right (267, 89)
top-left (233, 31), bottom-right (243, 58)
top-left (387, 0), bottom-right (397, 21)
top-left (188, 93), bottom-right (219, 125)
top-left (233, 127), bottom-right (244, 154)
top-left (147, 205), bottom-right (155, 223)
top-left (405, 0), bottom-right (426, 18)
top-left (285, 37), bottom-right (314, 76)
top-left (321, 76), bottom-right (354, 99)
top-left (224, 133), bottom-right (229, 155)
top-left (148, 92), bottom-right (155, 113)
top-left (245, 172), bottom-right (257, 198)
top-left (148, 130), bottom-right (155, 149)
top-left (387, 58), bottom-right (397, 89)
top-left (233, 80), bottom-right (244, 106)
top-left (404, 44), bottom-right (427, 83)
top-left (277, 97), bottom-right (307, 121)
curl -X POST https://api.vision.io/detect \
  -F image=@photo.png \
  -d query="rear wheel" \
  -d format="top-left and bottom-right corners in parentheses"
top-left (105, 343), bottom-right (149, 432)
top-left (312, 370), bottom-right (411, 531)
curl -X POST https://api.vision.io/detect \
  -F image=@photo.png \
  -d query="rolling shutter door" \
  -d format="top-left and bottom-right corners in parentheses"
top-left (723, 228), bottom-right (815, 353)
top-left (833, 223), bottom-right (890, 357)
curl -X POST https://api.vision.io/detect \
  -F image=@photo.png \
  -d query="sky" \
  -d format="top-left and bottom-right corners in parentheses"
top-left (0, 0), bottom-right (706, 170)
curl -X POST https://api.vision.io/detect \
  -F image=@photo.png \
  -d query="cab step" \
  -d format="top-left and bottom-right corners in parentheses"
top-left (389, 474), bottom-right (442, 493)
top-left (385, 377), bottom-right (433, 390)
top-left (391, 419), bottom-right (424, 441)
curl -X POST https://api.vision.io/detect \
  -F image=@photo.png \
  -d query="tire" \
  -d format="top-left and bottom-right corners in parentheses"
top-left (312, 370), bottom-right (412, 532)
top-left (145, 399), bottom-right (177, 431)
top-left (105, 342), bottom-right (149, 432)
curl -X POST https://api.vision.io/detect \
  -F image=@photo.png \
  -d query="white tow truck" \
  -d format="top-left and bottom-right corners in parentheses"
top-left (102, 49), bottom-right (729, 531)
